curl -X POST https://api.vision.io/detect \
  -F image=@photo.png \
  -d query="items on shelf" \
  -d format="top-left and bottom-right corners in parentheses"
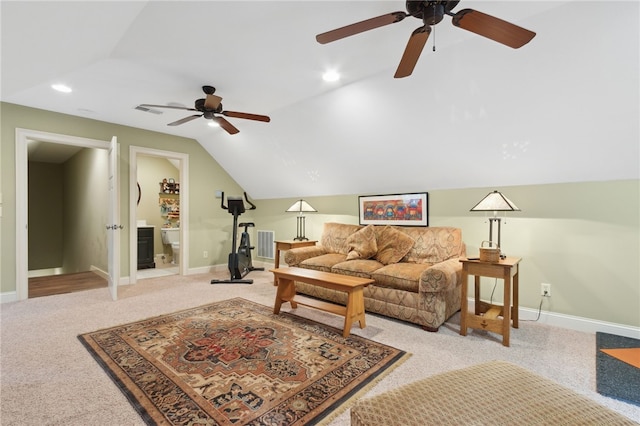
top-left (160, 178), bottom-right (179, 194)
top-left (159, 197), bottom-right (180, 218)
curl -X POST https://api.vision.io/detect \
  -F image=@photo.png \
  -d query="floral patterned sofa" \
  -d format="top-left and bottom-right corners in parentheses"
top-left (283, 222), bottom-right (466, 331)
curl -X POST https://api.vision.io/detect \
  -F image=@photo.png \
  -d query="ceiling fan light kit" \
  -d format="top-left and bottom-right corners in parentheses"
top-left (317, 0), bottom-right (536, 78)
top-left (137, 85), bottom-right (270, 135)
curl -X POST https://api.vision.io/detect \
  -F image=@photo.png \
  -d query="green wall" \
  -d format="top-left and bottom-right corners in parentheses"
top-left (250, 182), bottom-right (639, 329)
top-left (28, 161), bottom-right (64, 269)
top-left (2, 102), bottom-right (638, 329)
top-left (62, 147), bottom-right (108, 274)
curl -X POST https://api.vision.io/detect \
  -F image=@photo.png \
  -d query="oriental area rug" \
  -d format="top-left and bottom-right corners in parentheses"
top-left (78, 298), bottom-right (410, 425)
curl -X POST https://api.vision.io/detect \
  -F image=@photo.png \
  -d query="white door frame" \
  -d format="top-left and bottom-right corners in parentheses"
top-left (15, 128), bottom-right (114, 300)
top-left (107, 136), bottom-right (120, 300)
top-left (128, 146), bottom-right (189, 284)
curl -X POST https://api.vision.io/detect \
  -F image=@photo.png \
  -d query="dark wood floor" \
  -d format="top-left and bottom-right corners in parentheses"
top-left (28, 271), bottom-right (108, 298)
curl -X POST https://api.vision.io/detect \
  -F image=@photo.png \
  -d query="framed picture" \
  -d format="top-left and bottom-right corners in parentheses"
top-left (359, 192), bottom-right (429, 226)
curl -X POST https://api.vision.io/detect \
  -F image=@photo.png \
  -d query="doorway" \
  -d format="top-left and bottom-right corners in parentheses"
top-left (15, 129), bottom-right (117, 301)
top-left (128, 146), bottom-right (189, 285)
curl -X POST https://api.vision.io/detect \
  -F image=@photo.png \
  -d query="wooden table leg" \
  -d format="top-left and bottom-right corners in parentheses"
top-left (344, 290), bottom-right (355, 338)
top-left (354, 288), bottom-right (366, 329)
top-left (512, 266), bottom-right (519, 328)
top-left (474, 276), bottom-right (482, 315)
top-left (502, 271), bottom-right (512, 347)
top-left (273, 244), bottom-right (281, 286)
top-left (274, 277), bottom-right (297, 314)
top-left (343, 288), bottom-right (366, 338)
top-left (460, 267), bottom-right (468, 336)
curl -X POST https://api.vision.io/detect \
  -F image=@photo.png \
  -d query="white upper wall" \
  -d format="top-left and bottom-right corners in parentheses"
top-left (1, 1), bottom-right (638, 199)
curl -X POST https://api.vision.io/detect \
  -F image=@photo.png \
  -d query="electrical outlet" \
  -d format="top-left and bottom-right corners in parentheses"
top-left (203, 251), bottom-right (208, 258)
top-left (541, 283), bottom-right (551, 297)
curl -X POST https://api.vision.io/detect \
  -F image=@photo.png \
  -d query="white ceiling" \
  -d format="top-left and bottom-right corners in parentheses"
top-left (2, 1), bottom-right (638, 199)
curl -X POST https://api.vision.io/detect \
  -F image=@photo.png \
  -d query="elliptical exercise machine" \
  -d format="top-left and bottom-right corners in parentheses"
top-left (211, 192), bottom-right (264, 284)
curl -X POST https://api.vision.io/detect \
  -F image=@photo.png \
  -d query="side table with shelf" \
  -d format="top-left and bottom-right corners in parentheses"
top-left (459, 256), bottom-right (522, 347)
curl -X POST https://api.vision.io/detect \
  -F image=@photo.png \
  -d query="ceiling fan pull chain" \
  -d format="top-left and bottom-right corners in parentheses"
top-left (432, 24), bottom-right (436, 52)
top-left (432, 2), bottom-right (436, 52)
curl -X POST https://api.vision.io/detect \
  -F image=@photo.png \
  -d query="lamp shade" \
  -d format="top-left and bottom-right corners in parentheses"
top-left (286, 199), bottom-right (317, 214)
top-left (470, 191), bottom-right (520, 212)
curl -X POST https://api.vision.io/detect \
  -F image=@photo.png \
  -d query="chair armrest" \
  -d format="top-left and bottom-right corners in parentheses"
top-left (419, 257), bottom-right (463, 293)
top-left (284, 246), bottom-right (329, 266)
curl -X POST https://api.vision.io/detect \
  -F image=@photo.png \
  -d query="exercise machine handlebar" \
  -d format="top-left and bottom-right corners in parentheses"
top-left (218, 191), bottom-right (257, 212)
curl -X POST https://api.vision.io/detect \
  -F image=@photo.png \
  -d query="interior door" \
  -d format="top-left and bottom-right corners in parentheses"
top-left (107, 136), bottom-right (120, 300)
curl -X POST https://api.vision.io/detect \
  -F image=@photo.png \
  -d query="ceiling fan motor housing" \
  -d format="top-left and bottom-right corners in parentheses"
top-left (195, 98), bottom-right (223, 113)
top-left (407, 0), bottom-right (460, 25)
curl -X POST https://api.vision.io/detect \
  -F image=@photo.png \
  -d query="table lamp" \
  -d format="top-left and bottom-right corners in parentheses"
top-left (470, 190), bottom-right (520, 256)
top-left (286, 199), bottom-right (317, 241)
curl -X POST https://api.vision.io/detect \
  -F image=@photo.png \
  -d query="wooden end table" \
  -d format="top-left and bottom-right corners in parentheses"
top-left (273, 240), bottom-right (317, 285)
top-left (459, 257), bottom-right (522, 347)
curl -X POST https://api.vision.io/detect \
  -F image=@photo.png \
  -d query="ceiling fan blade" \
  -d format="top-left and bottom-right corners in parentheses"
top-left (316, 11), bottom-right (408, 44)
top-left (139, 104), bottom-right (197, 112)
top-left (222, 111), bottom-right (271, 122)
top-left (394, 26), bottom-right (431, 79)
top-left (213, 116), bottom-right (240, 135)
top-left (452, 9), bottom-right (536, 49)
top-left (167, 115), bottom-right (202, 126)
top-left (204, 94), bottom-right (223, 110)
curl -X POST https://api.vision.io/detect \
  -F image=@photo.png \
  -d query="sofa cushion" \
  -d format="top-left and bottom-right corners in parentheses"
top-left (320, 222), bottom-right (363, 255)
top-left (299, 253), bottom-right (347, 272)
top-left (401, 226), bottom-right (463, 263)
top-left (332, 259), bottom-right (384, 278)
top-left (371, 263), bottom-right (432, 293)
top-left (284, 245), bottom-right (328, 267)
top-left (346, 224), bottom-right (378, 260)
top-left (374, 226), bottom-right (415, 265)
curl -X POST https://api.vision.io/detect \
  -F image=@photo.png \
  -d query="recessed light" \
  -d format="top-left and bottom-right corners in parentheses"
top-left (51, 83), bottom-right (72, 93)
top-left (322, 70), bottom-right (340, 82)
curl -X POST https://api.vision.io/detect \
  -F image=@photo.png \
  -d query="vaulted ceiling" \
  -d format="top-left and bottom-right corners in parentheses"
top-left (2, 1), bottom-right (638, 199)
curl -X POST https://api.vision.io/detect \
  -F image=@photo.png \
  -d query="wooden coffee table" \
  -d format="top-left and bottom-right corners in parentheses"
top-left (271, 267), bottom-right (373, 337)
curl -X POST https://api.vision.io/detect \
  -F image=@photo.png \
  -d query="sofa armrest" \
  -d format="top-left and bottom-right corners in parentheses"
top-left (419, 257), bottom-right (463, 293)
top-left (284, 246), bottom-right (329, 266)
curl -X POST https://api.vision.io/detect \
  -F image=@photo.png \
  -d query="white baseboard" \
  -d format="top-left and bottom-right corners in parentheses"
top-left (0, 291), bottom-right (18, 303)
top-left (518, 306), bottom-right (640, 339)
top-left (89, 265), bottom-right (109, 280)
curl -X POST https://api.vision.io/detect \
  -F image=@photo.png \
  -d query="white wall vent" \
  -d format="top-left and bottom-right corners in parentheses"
top-left (257, 230), bottom-right (275, 259)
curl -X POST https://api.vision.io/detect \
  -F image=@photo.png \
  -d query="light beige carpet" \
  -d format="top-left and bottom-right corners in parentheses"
top-left (1, 269), bottom-right (639, 425)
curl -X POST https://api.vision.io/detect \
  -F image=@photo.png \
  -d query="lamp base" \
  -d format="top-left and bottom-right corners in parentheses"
top-left (293, 216), bottom-right (308, 241)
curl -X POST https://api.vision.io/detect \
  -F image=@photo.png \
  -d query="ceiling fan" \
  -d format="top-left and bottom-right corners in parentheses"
top-left (316, 0), bottom-right (536, 78)
top-left (138, 86), bottom-right (270, 135)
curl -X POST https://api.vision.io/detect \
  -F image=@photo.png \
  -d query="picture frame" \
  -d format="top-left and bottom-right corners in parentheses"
top-left (358, 192), bottom-right (429, 226)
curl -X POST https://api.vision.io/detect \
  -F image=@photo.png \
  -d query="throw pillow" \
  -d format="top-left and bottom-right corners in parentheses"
top-left (346, 224), bottom-right (378, 260)
top-left (375, 226), bottom-right (415, 265)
